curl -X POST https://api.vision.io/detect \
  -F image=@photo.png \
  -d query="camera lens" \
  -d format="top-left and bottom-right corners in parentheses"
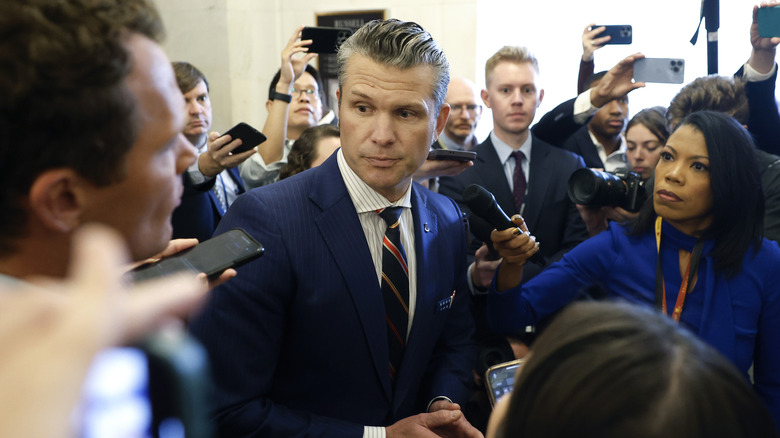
top-left (567, 168), bottom-right (627, 207)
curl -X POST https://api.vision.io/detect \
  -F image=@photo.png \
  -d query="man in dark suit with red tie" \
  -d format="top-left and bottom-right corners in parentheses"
top-left (189, 20), bottom-right (481, 437)
top-left (439, 46), bottom-right (588, 288)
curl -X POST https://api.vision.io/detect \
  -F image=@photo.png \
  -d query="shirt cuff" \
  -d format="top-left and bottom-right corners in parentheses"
top-left (186, 159), bottom-right (214, 185)
top-left (742, 62), bottom-right (777, 82)
top-left (467, 262), bottom-right (489, 295)
top-left (364, 426), bottom-right (386, 438)
top-left (573, 89), bottom-right (598, 125)
top-left (427, 396), bottom-right (454, 412)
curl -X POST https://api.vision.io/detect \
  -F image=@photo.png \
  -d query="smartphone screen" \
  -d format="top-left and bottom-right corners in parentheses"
top-left (127, 228), bottom-right (264, 283)
top-left (76, 348), bottom-right (152, 438)
top-left (485, 359), bottom-right (525, 406)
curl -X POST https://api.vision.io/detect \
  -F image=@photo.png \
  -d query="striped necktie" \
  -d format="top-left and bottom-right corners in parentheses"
top-left (378, 207), bottom-right (409, 380)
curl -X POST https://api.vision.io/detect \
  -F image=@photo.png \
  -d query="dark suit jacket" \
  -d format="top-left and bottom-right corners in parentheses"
top-left (735, 65), bottom-right (780, 243)
top-left (189, 154), bottom-right (477, 437)
top-left (737, 65), bottom-right (780, 156)
top-left (562, 126), bottom-right (604, 168)
top-left (438, 135), bottom-right (589, 281)
top-left (531, 97), bottom-right (584, 148)
top-left (171, 167), bottom-right (245, 242)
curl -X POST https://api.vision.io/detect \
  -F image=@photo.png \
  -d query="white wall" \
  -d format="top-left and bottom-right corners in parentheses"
top-left (159, 0), bottom-right (762, 141)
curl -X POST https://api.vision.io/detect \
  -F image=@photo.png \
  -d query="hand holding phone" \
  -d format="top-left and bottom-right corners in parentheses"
top-left (593, 25), bottom-right (633, 45)
top-left (220, 122), bottom-right (267, 154)
top-left (633, 58), bottom-right (685, 84)
top-left (126, 228), bottom-right (264, 283)
top-left (301, 26), bottom-right (354, 54)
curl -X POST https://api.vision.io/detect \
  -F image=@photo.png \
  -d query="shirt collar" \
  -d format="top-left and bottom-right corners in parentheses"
top-left (490, 131), bottom-right (533, 165)
top-left (438, 132), bottom-right (475, 151)
top-left (336, 149), bottom-right (413, 214)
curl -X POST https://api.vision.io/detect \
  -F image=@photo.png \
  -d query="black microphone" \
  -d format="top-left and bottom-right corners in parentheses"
top-left (462, 184), bottom-right (516, 231)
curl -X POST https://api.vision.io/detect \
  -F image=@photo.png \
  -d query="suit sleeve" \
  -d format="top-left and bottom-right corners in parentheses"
top-left (736, 64), bottom-right (780, 156)
top-left (531, 97), bottom-right (587, 148)
top-left (487, 224), bottom-right (618, 334)
top-left (188, 193), bottom-right (364, 438)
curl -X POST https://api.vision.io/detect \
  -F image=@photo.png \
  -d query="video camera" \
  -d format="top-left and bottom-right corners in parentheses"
top-left (567, 167), bottom-right (647, 212)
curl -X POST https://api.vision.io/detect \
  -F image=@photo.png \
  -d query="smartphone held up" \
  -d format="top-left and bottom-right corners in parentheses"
top-left (301, 26), bottom-right (354, 54)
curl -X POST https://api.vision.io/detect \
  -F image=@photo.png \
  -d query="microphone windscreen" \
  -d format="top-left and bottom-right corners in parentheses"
top-left (463, 184), bottom-right (496, 213)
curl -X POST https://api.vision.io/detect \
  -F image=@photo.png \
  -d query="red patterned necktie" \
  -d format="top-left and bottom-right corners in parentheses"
top-left (378, 207), bottom-right (409, 380)
top-left (511, 150), bottom-right (526, 212)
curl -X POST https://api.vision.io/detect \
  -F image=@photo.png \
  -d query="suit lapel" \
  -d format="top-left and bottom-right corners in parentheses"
top-left (206, 189), bottom-right (225, 217)
top-left (393, 186), bottom-right (438, 411)
top-left (310, 157), bottom-right (393, 401)
top-left (575, 128), bottom-right (603, 168)
top-left (228, 167), bottom-right (246, 194)
top-left (474, 139), bottom-right (517, 215)
top-left (524, 137), bottom-right (552, 229)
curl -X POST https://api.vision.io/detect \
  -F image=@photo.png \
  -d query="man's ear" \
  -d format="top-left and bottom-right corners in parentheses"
top-left (481, 89), bottom-right (491, 108)
top-left (435, 103), bottom-right (451, 139)
top-left (537, 88), bottom-right (544, 107)
top-left (265, 100), bottom-right (273, 112)
top-left (28, 169), bottom-right (87, 233)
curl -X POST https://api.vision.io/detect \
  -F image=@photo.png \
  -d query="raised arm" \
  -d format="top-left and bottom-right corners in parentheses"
top-left (259, 25), bottom-right (317, 165)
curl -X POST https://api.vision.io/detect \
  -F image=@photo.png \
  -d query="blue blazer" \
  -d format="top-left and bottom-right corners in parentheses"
top-left (189, 154), bottom-right (477, 437)
top-left (171, 167), bottom-right (245, 242)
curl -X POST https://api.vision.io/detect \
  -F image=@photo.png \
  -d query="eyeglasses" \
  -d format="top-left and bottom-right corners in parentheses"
top-left (450, 103), bottom-right (482, 116)
top-left (291, 88), bottom-right (318, 99)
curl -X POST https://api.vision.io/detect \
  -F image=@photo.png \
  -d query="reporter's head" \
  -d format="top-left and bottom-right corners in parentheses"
top-left (633, 110), bottom-right (763, 277)
top-left (0, 0), bottom-right (197, 274)
top-left (487, 301), bottom-right (777, 438)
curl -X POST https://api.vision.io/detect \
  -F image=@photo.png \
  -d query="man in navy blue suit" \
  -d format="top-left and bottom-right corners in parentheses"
top-left (189, 20), bottom-right (482, 437)
top-left (171, 62), bottom-right (255, 242)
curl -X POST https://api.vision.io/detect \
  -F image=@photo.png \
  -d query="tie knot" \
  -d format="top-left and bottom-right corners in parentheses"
top-left (379, 207), bottom-right (404, 228)
top-left (511, 150), bottom-right (525, 163)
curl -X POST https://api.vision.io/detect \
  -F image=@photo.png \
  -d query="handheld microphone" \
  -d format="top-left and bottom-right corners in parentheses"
top-left (462, 184), bottom-right (516, 231)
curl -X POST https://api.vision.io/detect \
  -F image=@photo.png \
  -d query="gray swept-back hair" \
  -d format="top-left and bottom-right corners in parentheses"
top-left (336, 19), bottom-right (449, 112)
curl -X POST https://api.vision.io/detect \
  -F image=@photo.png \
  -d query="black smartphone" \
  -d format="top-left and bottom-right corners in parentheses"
top-left (758, 6), bottom-right (780, 38)
top-left (485, 358), bottom-right (525, 406)
top-left (77, 330), bottom-right (213, 438)
top-left (633, 58), bottom-right (685, 84)
top-left (220, 122), bottom-right (266, 154)
top-left (126, 228), bottom-right (264, 283)
top-left (427, 149), bottom-right (477, 162)
top-left (593, 25), bottom-right (632, 45)
top-left (301, 26), bottom-right (354, 54)
top-left (142, 329), bottom-right (213, 438)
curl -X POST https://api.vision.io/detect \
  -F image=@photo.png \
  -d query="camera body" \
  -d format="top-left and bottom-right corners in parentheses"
top-left (567, 167), bottom-right (647, 212)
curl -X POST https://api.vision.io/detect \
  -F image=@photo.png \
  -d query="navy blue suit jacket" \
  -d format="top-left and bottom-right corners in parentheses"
top-left (189, 154), bottom-right (477, 437)
top-left (171, 167), bottom-right (245, 242)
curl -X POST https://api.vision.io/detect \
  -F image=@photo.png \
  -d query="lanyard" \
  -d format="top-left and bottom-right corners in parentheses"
top-left (213, 173), bottom-right (229, 215)
top-left (654, 216), bottom-right (705, 322)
